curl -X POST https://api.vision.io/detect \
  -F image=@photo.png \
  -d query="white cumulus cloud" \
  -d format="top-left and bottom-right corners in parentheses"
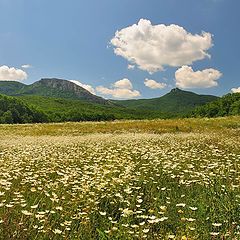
top-left (231, 87), bottom-right (240, 93)
top-left (70, 80), bottom-right (96, 95)
top-left (144, 78), bottom-right (167, 89)
top-left (0, 65), bottom-right (28, 81)
top-left (96, 78), bottom-right (140, 99)
top-left (111, 19), bottom-right (213, 73)
top-left (175, 65), bottom-right (222, 89)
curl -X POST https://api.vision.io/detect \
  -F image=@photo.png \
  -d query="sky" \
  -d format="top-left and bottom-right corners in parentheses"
top-left (0, 0), bottom-right (239, 99)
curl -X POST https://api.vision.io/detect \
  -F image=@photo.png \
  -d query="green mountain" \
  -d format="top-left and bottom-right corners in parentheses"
top-left (0, 78), bottom-right (110, 105)
top-left (191, 92), bottom-right (240, 117)
top-left (114, 88), bottom-right (219, 115)
top-left (0, 81), bottom-right (25, 95)
top-left (0, 94), bottom-right (48, 124)
top-left (0, 79), bottom-right (220, 123)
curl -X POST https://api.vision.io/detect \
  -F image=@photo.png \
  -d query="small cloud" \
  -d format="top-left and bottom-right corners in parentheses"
top-left (96, 78), bottom-right (140, 99)
top-left (175, 65), bottom-right (222, 89)
top-left (0, 65), bottom-right (28, 81)
top-left (144, 78), bottom-right (167, 89)
top-left (111, 19), bottom-right (213, 73)
top-left (21, 64), bottom-right (32, 69)
top-left (127, 64), bottom-right (135, 70)
top-left (231, 87), bottom-right (240, 93)
top-left (70, 80), bottom-right (96, 95)
top-left (113, 78), bottom-right (133, 89)
top-left (96, 86), bottom-right (140, 99)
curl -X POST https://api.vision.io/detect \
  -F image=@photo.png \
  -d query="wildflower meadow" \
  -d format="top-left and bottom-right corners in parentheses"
top-left (0, 117), bottom-right (239, 239)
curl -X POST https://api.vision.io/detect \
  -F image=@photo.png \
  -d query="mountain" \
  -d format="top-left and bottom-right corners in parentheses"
top-left (0, 94), bottom-right (48, 124)
top-left (0, 79), bottom-right (220, 120)
top-left (0, 81), bottom-right (25, 95)
top-left (0, 78), bottom-right (110, 105)
top-left (191, 92), bottom-right (240, 117)
top-left (114, 88), bottom-right (219, 115)
top-left (0, 90), bottom-right (237, 124)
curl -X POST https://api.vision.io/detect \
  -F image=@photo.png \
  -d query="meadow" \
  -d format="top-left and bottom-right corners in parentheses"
top-left (0, 117), bottom-right (239, 239)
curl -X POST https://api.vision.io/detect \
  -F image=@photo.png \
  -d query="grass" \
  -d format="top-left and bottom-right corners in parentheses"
top-left (0, 116), bottom-right (239, 239)
top-left (0, 116), bottom-right (239, 136)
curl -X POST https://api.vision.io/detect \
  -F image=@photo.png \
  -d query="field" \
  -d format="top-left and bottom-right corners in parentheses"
top-left (0, 117), bottom-right (240, 239)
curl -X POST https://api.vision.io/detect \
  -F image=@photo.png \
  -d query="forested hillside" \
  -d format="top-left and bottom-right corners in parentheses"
top-left (18, 95), bottom-right (172, 122)
top-left (0, 94), bottom-right (48, 123)
top-left (191, 93), bottom-right (240, 117)
top-left (0, 78), bottom-right (239, 124)
top-left (114, 88), bottom-right (218, 114)
top-left (0, 79), bottom-right (110, 104)
top-left (0, 94), bottom-right (172, 124)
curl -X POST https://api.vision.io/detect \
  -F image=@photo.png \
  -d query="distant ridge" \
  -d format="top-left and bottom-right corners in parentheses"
top-left (0, 81), bottom-right (25, 95)
top-left (0, 79), bottom-right (219, 116)
top-left (0, 78), bottom-right (110, 105)
top-left (113, 88), bottom-right (219, 114)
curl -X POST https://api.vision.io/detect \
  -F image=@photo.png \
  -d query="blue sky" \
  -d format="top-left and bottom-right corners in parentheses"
top-left (0, 0), bottom-right (239, 99)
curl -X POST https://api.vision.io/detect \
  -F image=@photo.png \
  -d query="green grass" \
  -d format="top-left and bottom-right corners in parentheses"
top-left (0, 116), bottom-right (239, 136)
top-left (0, 117), bottom-right (239, 239)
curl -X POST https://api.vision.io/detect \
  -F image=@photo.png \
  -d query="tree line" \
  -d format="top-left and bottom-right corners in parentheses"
top-left (0, 95), bottom-right (115, 124)
top-left (191, 93), bottom-right (240, 117)
top-left (1, 93), bottom-right (240, 124)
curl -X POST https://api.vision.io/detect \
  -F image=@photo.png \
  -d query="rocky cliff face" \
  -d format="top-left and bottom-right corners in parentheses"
top-left (36, 78), bottom-right (93, 97)
top-left (25, 78), bottom-right (111, 104)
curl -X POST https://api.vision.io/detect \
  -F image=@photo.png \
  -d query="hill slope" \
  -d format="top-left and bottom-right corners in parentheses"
top-left (114, 88), bottom-right (219, 114)
top-left (0, 94), bottom-right (47, 123)
top-left (0, 78), bottom-right (110, 105)
top-left (18, 95), bottom-right (172, 122)
top-left (191, 93), bottom-right (240, 117)
top-left (0, 81), bottom-right (25, 95)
